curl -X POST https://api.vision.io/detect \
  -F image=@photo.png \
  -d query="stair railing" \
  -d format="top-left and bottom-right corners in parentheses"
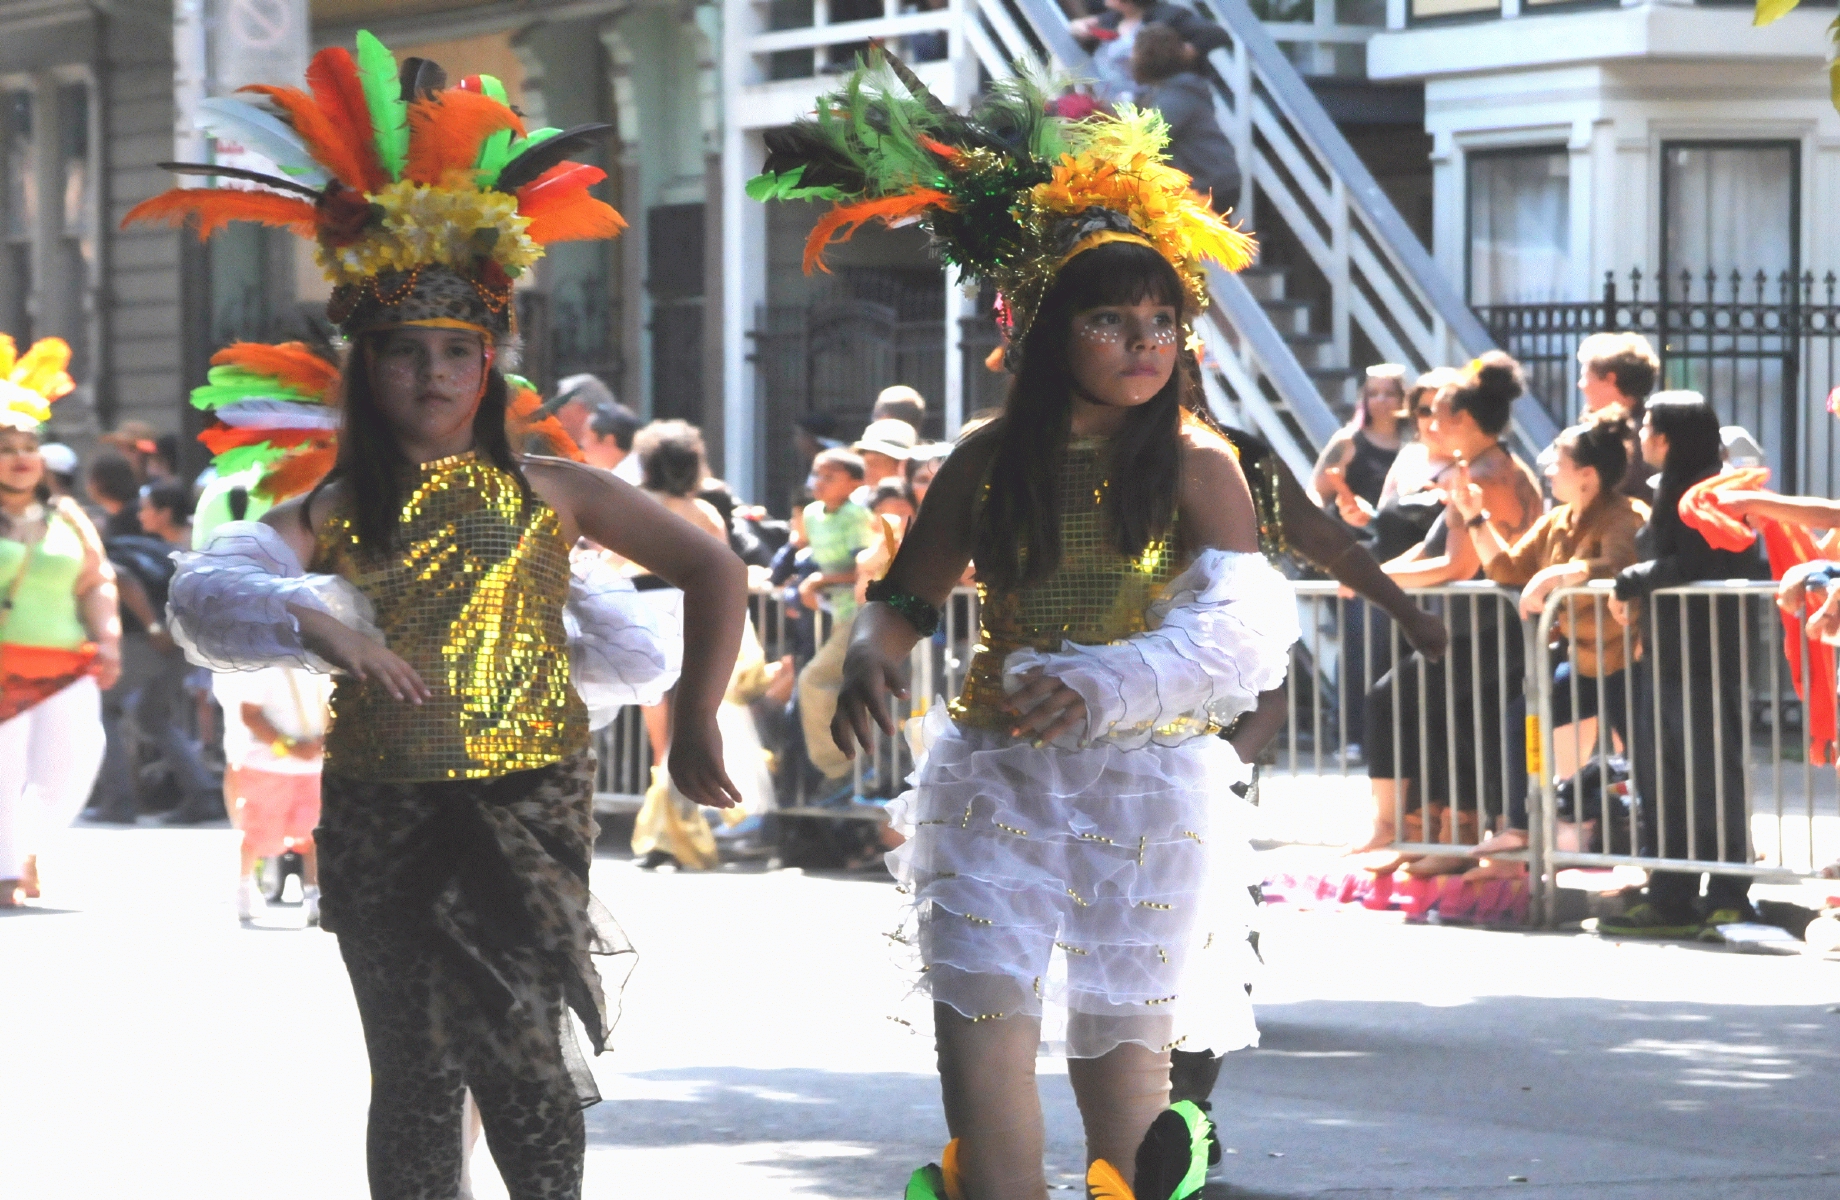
top-left (993, 0), bottom-right (1559, 454)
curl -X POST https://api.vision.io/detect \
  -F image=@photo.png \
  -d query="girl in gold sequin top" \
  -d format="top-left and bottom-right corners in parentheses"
top-left (837, 240), bottom-right (1298, 1198)
top-left (152, 34), bottom-right (749, 1200)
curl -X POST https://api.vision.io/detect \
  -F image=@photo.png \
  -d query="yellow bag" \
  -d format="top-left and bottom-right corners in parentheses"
top-left (630, 765), bottom-right (718, 870)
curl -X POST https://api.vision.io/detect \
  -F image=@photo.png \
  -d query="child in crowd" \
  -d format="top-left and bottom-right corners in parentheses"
top-left (218, 665), bottom-right (333, 924)
top-left (797, 447), bottom-right (876, 787)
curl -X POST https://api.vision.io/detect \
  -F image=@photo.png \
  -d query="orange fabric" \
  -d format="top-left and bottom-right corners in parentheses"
top-left (1684, 470), bottom-right (1836, 764)
top-left (234, 768), bottom-right (322, 858)
top-left (0, 643), bottom-right (96, 723)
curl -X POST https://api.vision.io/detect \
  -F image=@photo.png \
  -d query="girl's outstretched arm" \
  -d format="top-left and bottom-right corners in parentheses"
top-left (529, 458), bottom-right (749, 809)
top-left (831, 429), bottom-right (995, 756)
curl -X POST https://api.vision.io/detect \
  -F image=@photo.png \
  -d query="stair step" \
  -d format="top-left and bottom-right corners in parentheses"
top-left (1309, 365), bottom-right (1363, 408)
top-left (1260, 298), bottom-right (1312, 337)
top-left (1281, 333), bottom-right (1341, 371)
top-left (1238, 267), bottom-right (1287, 303)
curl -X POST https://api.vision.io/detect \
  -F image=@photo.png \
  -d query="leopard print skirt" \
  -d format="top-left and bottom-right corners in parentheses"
top-left (317, 750), bottom-right (635, 1200)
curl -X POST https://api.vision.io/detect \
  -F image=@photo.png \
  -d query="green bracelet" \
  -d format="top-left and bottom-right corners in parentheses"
top-left (864, 578), bottom-right (941, 637)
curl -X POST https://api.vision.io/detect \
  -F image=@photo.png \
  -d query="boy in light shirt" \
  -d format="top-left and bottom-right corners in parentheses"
top-left (216, 666), bottom-right (333, 924)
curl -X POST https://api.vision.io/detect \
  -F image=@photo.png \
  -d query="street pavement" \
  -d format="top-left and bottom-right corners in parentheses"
top-left (4, 822), bottom-right (1840, 1199)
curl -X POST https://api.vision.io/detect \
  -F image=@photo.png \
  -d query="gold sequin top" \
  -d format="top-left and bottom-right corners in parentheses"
top-left (311, 451), bottom-right (587, 781)
top-left (952, 436), bottom-right (1182, 730)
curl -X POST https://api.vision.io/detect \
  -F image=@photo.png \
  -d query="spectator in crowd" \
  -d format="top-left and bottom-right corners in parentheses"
top-left (1452, 412), bottom-right (1648, 877)
top-left (217, 665), bottom-right (332, 924)
top-left (1575, 332), bottom-right (1660, 501)
top-left (0, 419), bottom-right (118, 906)
top-left (852, 418), bottom-right (916, 506)
top-left (109, 479), bottom-right (222, 826)
top-left (873, 385), bottom-right (927, 437)
top-left (1312, 364), bottom-right (1410, 760)
top-left (624, 420), bottom-right (728, 763)
top-left (798, 447), bottom-right (875, 789)
top-left (1131, 25), bottom-right (1241, 214)
top-left (1070, 0), bottom-right (1230, 105)
top-left (37, 443), bottom-right (78, 499)
top-left (545, 372), bottom-right (616, 449)
top-left (1359, 354), bottom-right (1542, 870)
top-left (1600, 392), bottom-right (1770, 937)
top-left (905, 443), bottom-right (951, 508)
top-left (99, 420), bottom-right (163, 483)
top-left (581, 400), bottom-right (642, 477)
top-left (86, 453), bottom-right (143, 538)
top-left (1338, 368), bottom-right (1458, 548)
top-left (867, 477), bottom-right (916, 528)
top-left (1315, 365), bottom-right (1407, 520)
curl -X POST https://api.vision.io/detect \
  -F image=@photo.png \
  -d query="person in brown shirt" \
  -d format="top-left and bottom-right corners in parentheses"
top-left (1451, 413), bottom-right (1648, 869)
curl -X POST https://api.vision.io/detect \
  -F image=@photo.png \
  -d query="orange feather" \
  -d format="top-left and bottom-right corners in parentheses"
top-left (240, 84), bottom-right (377, 193)
top-left (524, 192), bottom-right (626, 244)
top-left (940, 1141), bottom-right (965, 1200)
top-left (211, 341), bottom-right (340, 402)
top-left (305, 48), bottom-right (388, 192)
top-left (122, 189), bottom-right (319, 239)
top-left (404, 90), bottom-right (524, 185)
top-left (198, 425), bottom-right (325, 455)
top-left (505, 384), bottom-right (583, 460)
top-left (803, 189), bottom-right (952, 274)
top-left (257, 446), bottom-right (338, 500)
top-left (1085, 1160), bottom-right (1135, 1200)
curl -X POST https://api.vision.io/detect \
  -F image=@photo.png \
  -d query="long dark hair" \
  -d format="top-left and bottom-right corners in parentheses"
top-left (971, 240), bottom-right (1199, 590)
top-left (314, 331), bottom-right (524, 551)
top-left (1644, 390), bottom-right (1723, 526)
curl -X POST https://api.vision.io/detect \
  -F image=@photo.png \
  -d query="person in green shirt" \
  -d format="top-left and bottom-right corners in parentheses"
top-left (797, 447), bottom-right (875, 783)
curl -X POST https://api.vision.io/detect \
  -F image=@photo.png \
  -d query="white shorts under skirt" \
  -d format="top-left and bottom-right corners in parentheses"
top-left (885, 719), bottom-right (1260, 1058)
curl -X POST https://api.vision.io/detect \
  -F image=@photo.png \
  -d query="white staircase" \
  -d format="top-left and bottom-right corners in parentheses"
top-left (719, 0), bottom-right (1559, 494)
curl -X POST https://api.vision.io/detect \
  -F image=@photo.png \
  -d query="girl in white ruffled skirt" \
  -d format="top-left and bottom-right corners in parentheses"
top-left (831, 234), bottom-right (1298, 1200)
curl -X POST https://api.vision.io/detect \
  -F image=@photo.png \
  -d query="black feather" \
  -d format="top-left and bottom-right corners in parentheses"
top-left (398, 56), bottom-right (447, 102)
top-left (157, 161), bottom-right (323, 200)
top-left (879, 50), bottom-right (954, 120)
top-left (1132, 1108), bottom-right (1195, 1200)
top-left (760, 126), bottom-right (870, 194)
top-left (494, 123), bottom-right (614, 192)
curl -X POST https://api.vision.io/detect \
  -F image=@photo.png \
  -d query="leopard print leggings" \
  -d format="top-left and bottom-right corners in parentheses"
top-left (318, 750), bottom-right (629, 1200)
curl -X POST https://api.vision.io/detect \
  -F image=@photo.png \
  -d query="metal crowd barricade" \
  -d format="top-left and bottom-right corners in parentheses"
top-left (591, 585), bottom-right (983, 829)
top-left (1529, 580), bottom-right (1833, 927)
top-left (1267, 581), bottom-right (1523, 864)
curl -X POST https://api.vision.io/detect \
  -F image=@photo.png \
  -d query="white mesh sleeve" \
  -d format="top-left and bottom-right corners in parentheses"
top-left (166, 520), bottom-right (378, 673)
top-left (1002, 549), bottom-right (1299, 750)
top-left (565, 554), bottom-right (683, 728)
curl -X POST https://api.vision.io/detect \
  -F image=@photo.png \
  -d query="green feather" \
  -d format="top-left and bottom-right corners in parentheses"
top-left (211, 444), bottom-right (286, 475)
top-left (504, 127), bottom-right (562, 164)
top-left (355, 31), bottom-right (408, 181)
top-left (503, 372), bottom-right (537, 393)
top-left (745, 166), bottom-right (843, 203)
top-left (473, 74), bottom-right (515, 187)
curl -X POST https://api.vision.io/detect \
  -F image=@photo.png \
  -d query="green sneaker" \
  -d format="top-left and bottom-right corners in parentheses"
top-left (1132, 1100), bottom-right (1215, 1200)
top-left (1596, 901), bottom-right (1700, 939)
top-left (1698, 907), bottom-right (1752, 942)
top-left (904, 1163), bottom-right (947, 1200)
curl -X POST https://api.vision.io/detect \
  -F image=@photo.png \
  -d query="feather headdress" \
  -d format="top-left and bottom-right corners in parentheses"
top-left (125, 33), bottom-right (624, 339)
top-left (190, 341), bottom-right (342, 500)
top-left (190, 345), bottom-right (583, 500)
top-left (747, 54), bottom-right (1254, 350)
top-left (0, 336), bottom-right (75, 432)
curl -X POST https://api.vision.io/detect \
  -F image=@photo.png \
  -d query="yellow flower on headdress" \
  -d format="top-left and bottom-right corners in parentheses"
top-left (0, 335), bottom-right (74, 431)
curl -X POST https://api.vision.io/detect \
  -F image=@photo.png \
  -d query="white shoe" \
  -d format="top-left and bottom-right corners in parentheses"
top-left (303, 885), bottom-right (321, 928)
top-left (236, 876), bottom-right (263, 923)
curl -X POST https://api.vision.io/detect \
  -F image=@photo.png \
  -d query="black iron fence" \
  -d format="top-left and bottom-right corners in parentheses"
top-left (1476, 269), bottom-right (1840, 495)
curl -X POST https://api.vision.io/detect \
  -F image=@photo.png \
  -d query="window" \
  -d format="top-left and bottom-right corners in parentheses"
top-left (1661, 142), bottom-right (1798, 284)
top-left (1467, 146), bottom-right (1570, 305)
top-left (4, 88), bottom-right (33, 344)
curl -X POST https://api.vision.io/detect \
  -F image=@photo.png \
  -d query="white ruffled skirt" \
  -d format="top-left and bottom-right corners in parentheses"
top-left (886, 717), bottom-right (1261, 1059)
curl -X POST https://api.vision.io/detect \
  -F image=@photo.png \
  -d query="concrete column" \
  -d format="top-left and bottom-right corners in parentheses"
top-left (721, 0), bottom-right (767, 500)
